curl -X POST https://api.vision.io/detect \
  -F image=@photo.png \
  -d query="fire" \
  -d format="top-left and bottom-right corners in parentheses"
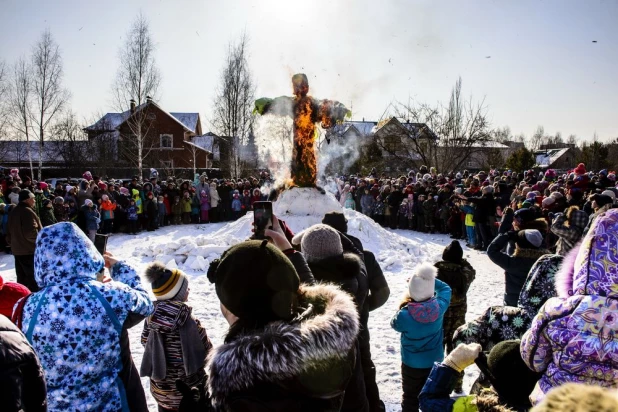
top-left (254, 73), bottom-right (351, 189)
top-left (292, 74), bottom-right (317, 187)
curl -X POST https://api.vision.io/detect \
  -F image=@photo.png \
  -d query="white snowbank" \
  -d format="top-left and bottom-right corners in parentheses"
top-left (133, 188), bottom-right (430, 271)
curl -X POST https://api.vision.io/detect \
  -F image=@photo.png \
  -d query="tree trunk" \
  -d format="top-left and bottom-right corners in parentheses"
top-left (137, 123), bottom-right (143, 181)
top-left (38, 137), bottom-right (43, 181)
top-left (26, 132), bottom-right (34, 181)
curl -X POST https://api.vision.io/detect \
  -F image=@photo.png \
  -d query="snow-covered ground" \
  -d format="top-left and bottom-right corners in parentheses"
top-left (0, 191), bottom-right (505, 411)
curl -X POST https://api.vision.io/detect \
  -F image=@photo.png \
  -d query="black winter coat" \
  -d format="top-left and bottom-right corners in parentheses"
top-left (0, 315), bottom-right (47, 412)
top-left (487, 233), bottom-right (550, 306)
top-left (308, 253), bottom-right (370, 412)
top-left (206, 284), bottom-right (360, 412)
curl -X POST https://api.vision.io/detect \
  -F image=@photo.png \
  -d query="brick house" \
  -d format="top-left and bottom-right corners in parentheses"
top-left (85, 98), bottom-right (212, 177)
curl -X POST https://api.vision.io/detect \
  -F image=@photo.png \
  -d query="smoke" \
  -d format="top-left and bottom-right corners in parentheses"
top-left (254, 114), bottom-right (293, 188)
top-left (255, 113), bottom-right (361, 190)
top-left (317, 126), bottom-right (362, 182)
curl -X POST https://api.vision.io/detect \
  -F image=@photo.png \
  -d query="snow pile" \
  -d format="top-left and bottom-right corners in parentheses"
top-left (133, 188), bottom-right (430, 271)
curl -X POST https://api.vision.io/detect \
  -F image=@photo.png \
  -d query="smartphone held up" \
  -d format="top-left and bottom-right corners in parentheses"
top-left (253, 201), bottom-right (273, 240)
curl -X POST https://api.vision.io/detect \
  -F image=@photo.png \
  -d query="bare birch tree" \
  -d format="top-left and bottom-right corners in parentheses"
top-left (381, 77), bottom-right (492, 172)
top-left (8, 57), bottom-right (35, 179)
top-left (112, 13), bottom-right (161, 179)
top-left (0, 60), bottom-right (9, 139)
top-left (212, 33), bottom-right (255, 178)
top-left (30, 29), bottom-right (71, 180)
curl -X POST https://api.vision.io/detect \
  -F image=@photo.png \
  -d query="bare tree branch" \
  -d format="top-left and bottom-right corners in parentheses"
top-left (212, 32), bottom-right (255, 178)
top-left (8, 57), bottom-right (35, 179)
top-left (112, 13), bottom-right (161, 178)
top-left (376, 76), bottom-right (492, 173)
top-left (30, 29), bottom-right (71, 180)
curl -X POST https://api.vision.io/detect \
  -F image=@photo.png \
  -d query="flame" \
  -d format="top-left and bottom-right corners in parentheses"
top-left (291, 74), bottom-right (317, 187)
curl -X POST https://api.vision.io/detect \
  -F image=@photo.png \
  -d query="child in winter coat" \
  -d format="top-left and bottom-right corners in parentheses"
top-left (53, 197), bottom-right (68, 222)
top-left (241, 189), bottom-right (252, 215)
top-left (343, 192), bottom-right (356, 210)
top-left (460, 202), bottom-right (476, 248)
top-left (40, 199), bottom-right (57, 227)
top-left (126, 200), bottom-right (138, 234)
top-left (372, 195), bottom-right (385, 226)
top-left (521, 208), bottom-right (618, 405)
top-left (398, 198), bottom-right (411, 229)
top-left (199, 190), bottom-right (210, 223)
top-left (423, 195), bottom-right (437, 233)
top-left (181, 192), bottom-right (192, 224)
top-left (83, 199), bottom-right (100, 242)
top-left (145, 192), bottom-right (158, 231)
top-left (67, 199), bottom-right (78, 222)
top-left (171, 196), bottom-right (182, 225)
top-left (413, 194), bottom-right (425, 232)
top-left (141, 263), bottom-right (212, 411)
top-left (250, 188), bottom-right (262, 209)
top-left (391, 263), bottom-right (451, 411)
top-left (360, 188), bottom-right (375, 216)
top-left (435, 241), bottom-right (476, 356)
top-left (100, 194), bottom-right (117, 234)
top-left (191, 192), bottom-right (200, 223)
top-left (231, 193), bottom-right (242, 220)
top-left (157, 196), bottom-right (167, 227)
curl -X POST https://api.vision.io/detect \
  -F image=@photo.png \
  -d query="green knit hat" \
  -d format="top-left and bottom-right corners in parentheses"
top-left (209, 240), bottom-right (300, 323)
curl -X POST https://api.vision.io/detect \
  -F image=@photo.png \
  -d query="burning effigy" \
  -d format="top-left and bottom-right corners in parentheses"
top-left (254, 73), bottom-right (351, 188)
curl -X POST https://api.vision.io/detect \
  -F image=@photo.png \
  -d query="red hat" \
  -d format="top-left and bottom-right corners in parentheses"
top-left (574, 163), bottom-right (586, 175)
top-left (98, 182), bottom-right (108, 191)
top-left (0, 276), bottom-right (30, 318)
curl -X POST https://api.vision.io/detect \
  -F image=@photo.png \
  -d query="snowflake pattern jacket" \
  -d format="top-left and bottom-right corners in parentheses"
top-left (521, 209), bottom-right (618, 405)
top-left (453, 254), bottom-right (562, 352)
top-left (20, 222), bottom-right (153, 411)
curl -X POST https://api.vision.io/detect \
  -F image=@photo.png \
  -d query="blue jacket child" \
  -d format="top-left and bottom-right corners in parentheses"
top-left (391, 262), bottom-right (451, 411)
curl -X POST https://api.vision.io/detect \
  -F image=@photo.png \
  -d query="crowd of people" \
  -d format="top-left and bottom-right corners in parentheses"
top-left (1, 161), bottom-right (618, 412)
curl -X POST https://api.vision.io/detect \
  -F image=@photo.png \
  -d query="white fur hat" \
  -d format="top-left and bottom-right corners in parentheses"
top-left (409, 262), bottom-right (437, 302)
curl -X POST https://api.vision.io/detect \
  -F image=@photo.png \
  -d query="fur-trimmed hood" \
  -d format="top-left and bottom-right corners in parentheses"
top-left (307, 252), bottom-right (362, 284)
top-left (522, 218), bottom-right (549, 233)
top-left (206, 283), bottom-right (360, 406)
top-left (512, 246), bottom-right (551, 260)
top-left (307, 252), bottom-right (367, 308)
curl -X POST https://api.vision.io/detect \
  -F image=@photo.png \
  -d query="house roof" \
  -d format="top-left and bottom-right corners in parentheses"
top-left (534, 147), bottom-right (571, 168)
top-left (0, 140), bottom-right (94, 163)
top-left (183, 140), bottom-right (211, 154)
top-left (374, 117), bottom-right (438, 139)
top-left (344, 120), bottom-right (378, 136)
top-left (170, 112), bottom-right (200, 133)
top-left (85, 101), bottom-right (200, 134)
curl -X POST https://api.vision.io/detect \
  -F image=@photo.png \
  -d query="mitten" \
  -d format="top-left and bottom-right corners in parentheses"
top-left (443, 343), bottom-right (482, 373)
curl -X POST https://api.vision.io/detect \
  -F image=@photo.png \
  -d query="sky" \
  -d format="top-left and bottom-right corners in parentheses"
top-left (1, 0), bottom-right (617, 141)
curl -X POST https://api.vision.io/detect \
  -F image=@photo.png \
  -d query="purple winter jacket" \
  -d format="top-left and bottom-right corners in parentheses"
top-left (521, 208), bottom-right (618, 405)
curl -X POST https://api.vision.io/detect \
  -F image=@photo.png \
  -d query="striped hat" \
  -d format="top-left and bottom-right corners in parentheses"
top-left (144, 262), bottom-right (189, 301)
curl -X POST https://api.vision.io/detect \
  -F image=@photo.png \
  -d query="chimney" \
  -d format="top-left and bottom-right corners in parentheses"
top-left (362, 117), bottom-right (365, 122)
top-left (146, 96), bottom-right (152, 104)
top-left (130, 99), bottom-right (136, 114)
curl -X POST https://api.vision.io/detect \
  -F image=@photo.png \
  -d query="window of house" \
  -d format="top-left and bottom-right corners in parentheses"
top-left (160, 134), bottom-right (173, 148)
top-left (147, 113), bottom-right (156, 120)
top-left (161, 160), bottom-right (173, 169)
top-left (384, 136), bottom-right (401, 153)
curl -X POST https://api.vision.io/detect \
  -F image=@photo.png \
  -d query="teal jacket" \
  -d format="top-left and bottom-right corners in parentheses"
top-left (391, 279), bottom-right (451, 368)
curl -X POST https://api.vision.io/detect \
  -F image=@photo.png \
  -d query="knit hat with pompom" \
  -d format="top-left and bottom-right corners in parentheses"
top-left (144, 262), bottom-right (189, 301)
top-left (409, 263), bottom-right (437, 302)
